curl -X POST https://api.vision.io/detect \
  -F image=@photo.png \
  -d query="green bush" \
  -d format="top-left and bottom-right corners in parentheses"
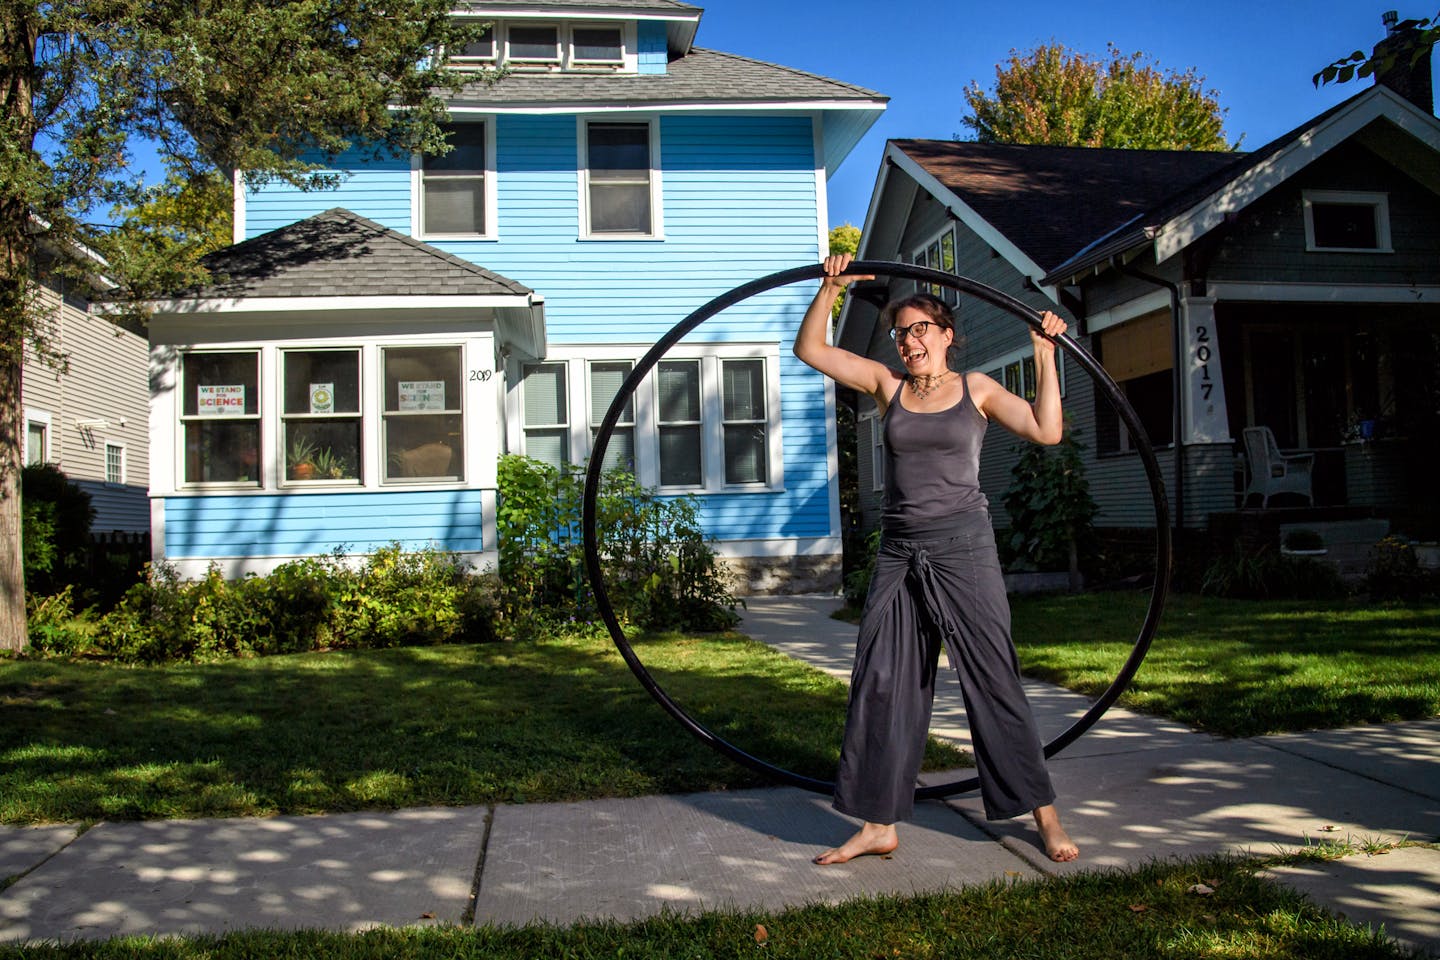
top-left (843, 529), bottom-right (881, 609)
top-left (496, 454), bottom-right (739, 633)
top-left (1364, 536), bottom-right (1435, 601)
top-left (1201, 544), bottom-right (1348, 600)
top-left (21, 464), bottom-right (94, 596)
top-left (1001, 424), bottom-right (1097, 579)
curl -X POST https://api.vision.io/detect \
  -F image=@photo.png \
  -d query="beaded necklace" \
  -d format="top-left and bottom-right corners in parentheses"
top-left (905, 371), bottom-right (953, 400)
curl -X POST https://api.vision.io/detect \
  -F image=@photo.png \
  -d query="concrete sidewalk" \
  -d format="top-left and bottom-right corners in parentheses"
top-left (2, 594), bottom-right (1437, 954)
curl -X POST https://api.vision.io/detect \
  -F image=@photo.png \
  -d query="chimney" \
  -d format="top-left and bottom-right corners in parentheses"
top-left (1372, 9), bottom-right (1435, 113)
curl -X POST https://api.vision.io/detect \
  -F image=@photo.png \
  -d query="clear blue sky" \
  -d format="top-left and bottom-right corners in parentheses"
top-left (690, 0), bottom-right (1437, 230)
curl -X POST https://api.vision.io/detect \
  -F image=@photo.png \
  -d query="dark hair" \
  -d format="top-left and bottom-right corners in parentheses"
top-left (882, 293), bottom-right (956, 334)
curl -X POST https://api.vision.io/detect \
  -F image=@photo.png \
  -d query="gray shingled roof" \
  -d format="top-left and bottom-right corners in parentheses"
top-left (181, 208), bottom-right (533, 300)
top-left (892, 139), bottom-right (1245, 274)
top-left (452, 47), bottom-right (886, 106)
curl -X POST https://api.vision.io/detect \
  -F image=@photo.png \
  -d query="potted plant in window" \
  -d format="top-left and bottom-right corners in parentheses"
top-left (310, 446), bottom-right (347, 480)
top-left (288, 436), bottom-right (318, 480)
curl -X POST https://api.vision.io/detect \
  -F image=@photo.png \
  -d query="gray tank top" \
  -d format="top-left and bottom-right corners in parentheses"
top-left (882, 374), bottom-right (989, 526)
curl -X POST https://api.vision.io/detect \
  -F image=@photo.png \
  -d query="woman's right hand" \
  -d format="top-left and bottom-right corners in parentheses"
top-left (822, 253), bottom-right (874, 290)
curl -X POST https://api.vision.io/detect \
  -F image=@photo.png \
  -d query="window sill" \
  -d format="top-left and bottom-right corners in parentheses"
top-left (578, 233), bottom-right (664, 242)
top-left (419, 232), bottom-right (498, 243)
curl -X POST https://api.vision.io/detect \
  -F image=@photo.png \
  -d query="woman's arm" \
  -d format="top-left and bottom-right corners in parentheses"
top-left (793, 255), bottom-right (900, 408)
top-left (971, 311), bottom-right (1068, 444)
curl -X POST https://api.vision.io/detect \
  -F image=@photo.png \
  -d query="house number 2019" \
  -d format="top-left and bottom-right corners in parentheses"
top-left (1194, 325), bottom-right (1213, 401)
top-left (469, 369), bottom-right (493, 382)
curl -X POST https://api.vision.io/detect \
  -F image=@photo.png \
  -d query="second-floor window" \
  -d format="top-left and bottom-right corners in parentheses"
top-left (105, 442), bottom-right (125, 485)
top-left (420, 123), bottom-right (492, 238)
top-left (910, 226), bottom-right (959, 305)
top-left (582, 120), bottom-right (659, 237)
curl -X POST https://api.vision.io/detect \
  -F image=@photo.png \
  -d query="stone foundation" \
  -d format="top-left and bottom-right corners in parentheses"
top-left (719, 554), bottom-right (842, 596)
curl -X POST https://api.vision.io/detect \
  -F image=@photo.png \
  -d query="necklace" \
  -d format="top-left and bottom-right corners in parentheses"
top-left (906, 371), bottom-right (953, 400)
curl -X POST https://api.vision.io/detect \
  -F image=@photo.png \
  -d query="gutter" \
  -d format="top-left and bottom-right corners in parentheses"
top-left (1112, 258), bottom-right (1184, 541)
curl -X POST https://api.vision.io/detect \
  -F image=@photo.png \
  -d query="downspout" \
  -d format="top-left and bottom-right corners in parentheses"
top-left (1113, 258), bottom-right (1184, 542)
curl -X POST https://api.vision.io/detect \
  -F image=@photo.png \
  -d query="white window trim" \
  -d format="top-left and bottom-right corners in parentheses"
top-left (586, 357), bottom-right (636, 473)
top-left (413, 117), bottom-right (498, 241)
top-left (505, 21), bottom-right (562, 67)
top-left (908, 224), bottom-right (960, 305)
top-left (176, 347), bottom-right (263, 491)
top-left (448, 20), bottom-right (497, 69)
top-left (983, 343), bottom-right (1067, 400)
top-left (519, 359), bottom-right (574, 468)
top-left (514, 344), bottom-right (784, 494)
top-left (577, 116), bottom-right (664, 240)
top-left (105, 441), bottom-right (126, 486)
top-left (1302, 189), bottom-right (1392, 253)
top-left (378, 343), bottom-right (467, 486)
top-left (24, 408), bottom-right (52, 465)
top-left (863, 409), bottom-right (884, 493)
top-left (278, 346), bottom-right (365, 489)
top-left (568, 22), bottom-right (631, 70)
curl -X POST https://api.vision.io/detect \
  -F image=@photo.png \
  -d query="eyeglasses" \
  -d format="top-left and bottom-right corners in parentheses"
top-left (890, 321), bottom-right (934, 342)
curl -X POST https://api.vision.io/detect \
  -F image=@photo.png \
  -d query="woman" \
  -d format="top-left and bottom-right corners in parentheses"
top-left (794, 254), bottom-right (1079, 865)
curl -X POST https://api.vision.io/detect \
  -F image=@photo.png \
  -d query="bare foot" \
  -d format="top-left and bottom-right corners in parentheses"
top-left (813, 822), bottom-right (898, 865)
top-left (1033, 804), bottom-right (1079, 862)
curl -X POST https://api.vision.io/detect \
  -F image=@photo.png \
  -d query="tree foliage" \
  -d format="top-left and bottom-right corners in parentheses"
top-left (960, 43), bottom-right (1236, 151)
top-left (0, 0), bottom-right (500, 649)
top-left (1313, 11), bottom-right (1439, 87)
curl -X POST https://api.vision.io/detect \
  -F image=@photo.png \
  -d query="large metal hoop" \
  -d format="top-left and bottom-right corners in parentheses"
top-left (582, 261), bottom-right (1172, 799)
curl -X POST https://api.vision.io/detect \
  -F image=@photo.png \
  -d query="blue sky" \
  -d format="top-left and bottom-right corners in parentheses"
top-left (689, 0), bottom-right (1437, 229)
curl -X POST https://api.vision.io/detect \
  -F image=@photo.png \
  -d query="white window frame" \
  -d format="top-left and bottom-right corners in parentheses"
top-left (578, 116), bottom-right (663, 240)
top-left (909, 224), bottom-right (960, 305)
top-left (519, 360), bottom-right (573, 469)
top-left (587, 358), bottom-right (636, 475)
top-left (568, 21), bottom-right (628, 69)
top-left (864, 409), bottom-right (885, 492)
top-left (448, 20), bottom-right (497, 69)
top-left (24, 409), bottom-right (52, 465)
top-left (380, 343), bottom-right (466, 485)
top-left (505, 21), bottom-right (562, 67)
top-left (514, 344), bottom-right (784, 494)
top-left (176, 348), bottom-right (263, 490)
top-left (105, 441), bottom-right (126, 485)
top-left (414, 118), bottom-right (497, 241)
top-left (1303, 190), bottom-right (1392, 253)
top-left (279, 346), bottom-right (365, 488)
top-left (985, 343), bottom-right (1067, 403)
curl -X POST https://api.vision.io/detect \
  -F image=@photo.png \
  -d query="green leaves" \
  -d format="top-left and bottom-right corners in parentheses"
top-left (1313, 14), bottom-right (1439, 88)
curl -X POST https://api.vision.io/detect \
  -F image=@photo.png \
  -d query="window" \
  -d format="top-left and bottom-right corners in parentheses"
top-left (105, 442), bottom-right (125, 485)
top-left (282, 349), bottom-right (361, 483)
top-left (589, 361), bottom-right (634, 474)
top-left (520, 348), bottom-right (783, 493)
top-left (657, 360), bottom-right (702, 486)
top-left (572, 25), bottom-right (623, 65)
top-left (180, 350), bottom-right (261, 485)
top-left (869, 412), bottom-right (885, 492)
top-left (450, 23), bottom-right (495, 66)
top-left (1303, 190), bottom-right (1391, 252)
top-left (985, 346), bottom-right (1066, 403)
top-left (522, 362), bottom-right (570, 469)
top-left (24, 413), bottom-right (49, 465)
top-left (383, 346), bottom-right (463, 482)
top-left (1093, 312), bottom-right (1172, 454)
top-left (910, 227), bottom-right (959, 305)
top-left (420, 123), bottom-right (491, 237)
top-left (508, 24), bottom-right (560, 64)
top-left (721, 359), bottom-right (767, 485)
top-left (583, 120), bottom-right (657, 237)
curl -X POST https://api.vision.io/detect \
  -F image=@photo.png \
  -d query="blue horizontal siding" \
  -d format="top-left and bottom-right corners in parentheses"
top-left (163, 490), bottom-right (486, 558)
top-left (637, 21), bottom-right (668, 74)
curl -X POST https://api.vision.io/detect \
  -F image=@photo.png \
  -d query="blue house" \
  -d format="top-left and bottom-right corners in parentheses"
top-left (144, 0), bottom-right (886, 592)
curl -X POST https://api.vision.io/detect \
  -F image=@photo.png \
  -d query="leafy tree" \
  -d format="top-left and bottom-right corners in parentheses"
top-left (828, 223), bottom-right (862, 539)
top-left (0, 1), bottom-right (498, 650)
top-left (1001, 424), bottom-right (1098, 591)
top-left (95, 168), bottom-right (234, 302)
top-left (1313, 11), bottom-right (1438, 87)
top-left (961, 43), bottom-right (1236, 150)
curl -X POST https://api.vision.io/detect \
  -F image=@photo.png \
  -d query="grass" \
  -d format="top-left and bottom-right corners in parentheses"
top-left (1007, 592), bottom-right (1440, 737)
top-left (0, 853), bottom-right (1418, 959)
top-left (0, 628), bottom-right (966, 825)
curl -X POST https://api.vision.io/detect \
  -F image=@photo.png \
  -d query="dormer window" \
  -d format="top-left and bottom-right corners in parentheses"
top-left (1303, 190), bottom-right (1392, 253)
top-left (507, 24), bottom-right (561, 65)
top-left (572, 26), bottom-right (623, 65)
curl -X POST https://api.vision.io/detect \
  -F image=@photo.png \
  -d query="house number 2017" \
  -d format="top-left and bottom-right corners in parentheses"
top-left (1194, 325), bottom-right (1213, 401)
top-left (469, 369), bottom-right (493, 382)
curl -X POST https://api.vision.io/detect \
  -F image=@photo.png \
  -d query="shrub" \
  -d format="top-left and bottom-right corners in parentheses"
top-left (1001, 424), bottom-right (1097, 582)
top-left (21, 464), bottom-right (94, 597)
top-left (496, 455), bottom-right (739, 633)
top-left (1364, 536), bottom-right (1435, 601)
top-left (843, 529), bottom-right (881, 610)
top-left (1201, 544), bottom-right (1347, 600)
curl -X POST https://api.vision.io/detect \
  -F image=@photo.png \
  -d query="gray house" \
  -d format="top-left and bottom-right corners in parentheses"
top-left (840, 70), bottom-right (1439, 563)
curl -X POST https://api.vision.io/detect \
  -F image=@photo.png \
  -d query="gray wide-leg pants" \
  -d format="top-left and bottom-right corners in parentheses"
top-left (833, 511), bottom-right (1055, 824)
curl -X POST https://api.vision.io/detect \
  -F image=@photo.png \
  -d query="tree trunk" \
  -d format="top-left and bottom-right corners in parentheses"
top-left (0, 5), bottom-right (38, 651)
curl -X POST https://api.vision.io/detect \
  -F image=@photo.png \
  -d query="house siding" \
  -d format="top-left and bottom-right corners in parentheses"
top-left (24, 282), bottom-right (150, 533)
top-left (637, 20), bottom-right (667, 74)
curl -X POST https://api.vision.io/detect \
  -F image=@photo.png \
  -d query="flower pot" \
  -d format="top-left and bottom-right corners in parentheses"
top-left (292, 462), bottom-right (316, 480)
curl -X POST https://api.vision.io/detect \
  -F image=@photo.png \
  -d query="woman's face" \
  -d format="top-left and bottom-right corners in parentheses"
top-left (892, 305), bottom-right (953, 373)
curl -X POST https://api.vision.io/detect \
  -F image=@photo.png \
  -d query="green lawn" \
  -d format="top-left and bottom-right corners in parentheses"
top-left (0, 853), bottom-right (1412, 960)
top-left (1010, 592), bottom-right (1440, 737)
top-left (0, 629), bottom-right (965, 825)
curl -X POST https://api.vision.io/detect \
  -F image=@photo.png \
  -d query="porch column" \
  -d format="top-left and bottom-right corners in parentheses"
top-left (1180, 295), bottom-right (1231, 443)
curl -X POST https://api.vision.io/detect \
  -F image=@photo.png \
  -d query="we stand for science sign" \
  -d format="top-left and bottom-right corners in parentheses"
top-left (197, 385), bottom-right (245, 416)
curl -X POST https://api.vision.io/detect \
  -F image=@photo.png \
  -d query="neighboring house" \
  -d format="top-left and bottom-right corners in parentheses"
top-left (143, 0), bottom-right (886, 590)
top-left (23, 247), bottom-right (150, 534)
top-left (840, 69), bottom-right (1439, 549)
